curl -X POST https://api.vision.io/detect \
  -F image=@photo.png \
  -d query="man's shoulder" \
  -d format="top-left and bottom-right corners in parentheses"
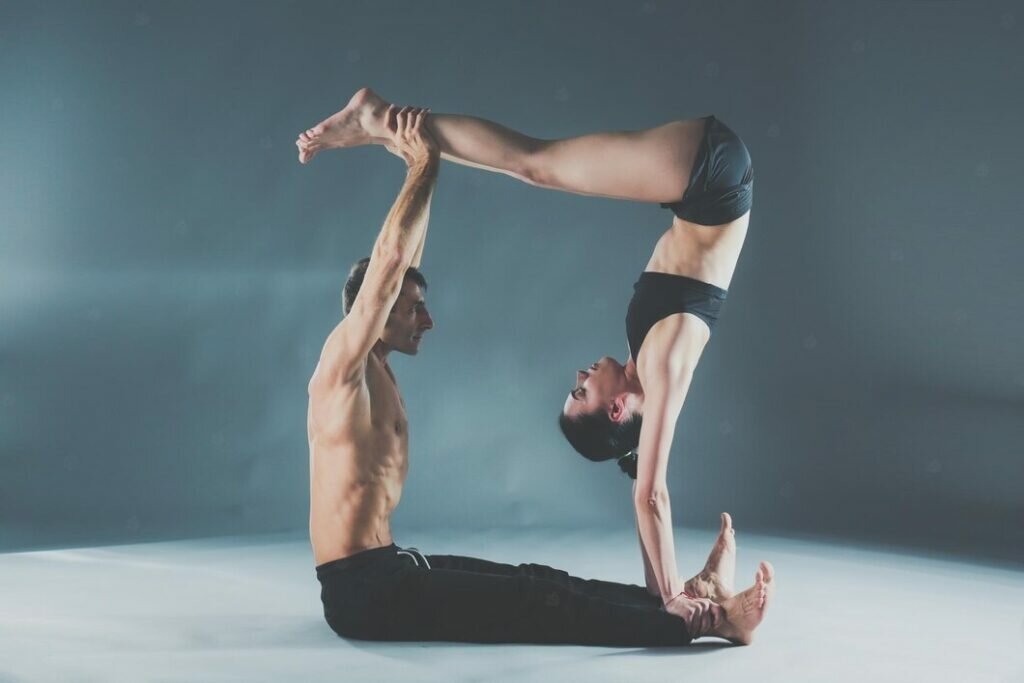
top-left (308, 347), bottom-right (383, 394)
top-left (310, 350), bottom-right (399, 417)
top-left (308, 362), bottom-right (373, 435)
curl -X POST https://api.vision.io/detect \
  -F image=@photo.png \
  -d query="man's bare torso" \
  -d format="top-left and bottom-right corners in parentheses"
top-left (308, 351), bottom-right (409, 566)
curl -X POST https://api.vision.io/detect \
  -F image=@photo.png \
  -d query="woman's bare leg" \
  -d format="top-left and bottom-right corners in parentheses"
top-left (296, 87), bottom-right (704, 204)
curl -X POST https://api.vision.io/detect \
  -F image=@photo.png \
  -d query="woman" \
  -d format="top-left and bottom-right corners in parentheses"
top-left (296, 88), bottom-right (773, 641)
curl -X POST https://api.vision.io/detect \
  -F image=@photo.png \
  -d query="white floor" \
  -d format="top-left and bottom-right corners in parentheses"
top-left (1, 528), bottom-right (1022, 683)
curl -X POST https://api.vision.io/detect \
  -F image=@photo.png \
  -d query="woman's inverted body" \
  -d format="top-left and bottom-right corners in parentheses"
top-left (296, 87), bottom-right (774, 638)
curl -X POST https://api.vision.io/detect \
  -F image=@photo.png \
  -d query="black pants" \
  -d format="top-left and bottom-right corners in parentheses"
top-left (316, 544), bottom-right (692, 647)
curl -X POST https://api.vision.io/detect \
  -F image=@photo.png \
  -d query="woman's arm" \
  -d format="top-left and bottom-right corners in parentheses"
top-left (633, 383), bottom-right (688, 603)
top-left (634, 487), bottom-right (661, 597)
top-left (632, 317), bottom-right (707, 604)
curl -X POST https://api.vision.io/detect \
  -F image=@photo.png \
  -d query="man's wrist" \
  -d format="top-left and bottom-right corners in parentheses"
top-left (407, 156), bottom-right (440, 176)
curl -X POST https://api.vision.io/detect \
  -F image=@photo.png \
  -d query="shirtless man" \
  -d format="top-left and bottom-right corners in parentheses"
top-left (305, 102), bottom-right (770, 645)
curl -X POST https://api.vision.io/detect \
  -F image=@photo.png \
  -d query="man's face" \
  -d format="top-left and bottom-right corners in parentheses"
top-left (562, 356), bottom-right (625, 419)
top-left (383, 280), bottom-right (433, 355)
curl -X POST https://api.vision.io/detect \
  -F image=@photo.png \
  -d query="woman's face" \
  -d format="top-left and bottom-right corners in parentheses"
top-left (562, 356), bottom-right (625, 419)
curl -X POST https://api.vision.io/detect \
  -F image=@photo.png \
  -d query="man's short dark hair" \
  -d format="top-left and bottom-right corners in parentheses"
top-left (342, 257), bottom-right (428, 315)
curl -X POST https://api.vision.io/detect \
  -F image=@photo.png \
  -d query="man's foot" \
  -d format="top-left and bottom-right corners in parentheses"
top-left (706, 561), bottom-right (775, 645)
top-left (295, 87), bottom-right (392, 164)
top-left (684, 512), bottom-right (737, 601)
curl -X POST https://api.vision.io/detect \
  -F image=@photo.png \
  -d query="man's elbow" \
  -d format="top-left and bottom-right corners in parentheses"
top-left (371, 241), bottom-right (412, 273)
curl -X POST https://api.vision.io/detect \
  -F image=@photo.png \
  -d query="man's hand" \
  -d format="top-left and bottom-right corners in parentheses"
top-left (385, 106), bottom-right (439, 169)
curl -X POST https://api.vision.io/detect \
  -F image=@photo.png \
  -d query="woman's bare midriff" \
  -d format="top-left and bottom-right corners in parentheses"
top-left (645, 212), bottom-right (751, 290)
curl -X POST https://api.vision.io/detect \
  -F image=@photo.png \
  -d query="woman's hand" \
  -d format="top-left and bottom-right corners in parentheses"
top-left (663, 591), bottom-right (717, 637)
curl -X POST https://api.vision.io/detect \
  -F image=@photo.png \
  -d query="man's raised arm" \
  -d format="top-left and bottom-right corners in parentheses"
top-left (311, 107), bottom-right (439, 390)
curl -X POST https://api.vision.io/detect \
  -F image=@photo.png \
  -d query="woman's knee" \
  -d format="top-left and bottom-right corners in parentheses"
top-left (518, 141), bottom-right (556, 187)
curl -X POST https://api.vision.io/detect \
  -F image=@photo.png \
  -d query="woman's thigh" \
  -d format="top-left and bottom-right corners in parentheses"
top-left (529, 118), bottom-right (707, 203)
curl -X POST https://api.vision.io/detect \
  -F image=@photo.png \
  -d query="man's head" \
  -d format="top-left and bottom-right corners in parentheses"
top-left (343, 257), bottom-right (433, 355)
top-left (558, 356), bottom-right (643, 463)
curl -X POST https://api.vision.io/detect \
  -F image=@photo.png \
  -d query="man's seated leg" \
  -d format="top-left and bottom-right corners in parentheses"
top-left (394, 562), bottom-right (691, 646)
top-left (320, 546), bottom-right (692, 646)
top-left (425, 552), bottom-right (659, 608)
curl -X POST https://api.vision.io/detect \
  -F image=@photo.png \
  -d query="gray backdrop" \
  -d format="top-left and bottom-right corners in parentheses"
top-left (2, 1), bottom-right (1021, 564)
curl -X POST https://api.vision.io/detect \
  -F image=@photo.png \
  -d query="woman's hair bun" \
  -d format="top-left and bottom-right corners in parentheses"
top-left (617, 451), bottom-right (638, 479)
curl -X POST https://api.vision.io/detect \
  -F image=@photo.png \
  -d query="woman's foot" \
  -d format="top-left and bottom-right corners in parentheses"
top-left (708, 561), bottom-right (775, 645)
top-left (295, 87), bottom-right (393, 164)
top-left (684, 512), bottom-right (737, 601)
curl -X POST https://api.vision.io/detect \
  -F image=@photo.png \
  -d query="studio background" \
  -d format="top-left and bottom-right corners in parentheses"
top-left (2, 0), bottom-right (1021, 565)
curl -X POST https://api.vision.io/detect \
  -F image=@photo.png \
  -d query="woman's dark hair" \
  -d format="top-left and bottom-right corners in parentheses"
top-left (558, 410), bottom-right (643, 479)
top-left (343, 257), bottom-right (428, 315)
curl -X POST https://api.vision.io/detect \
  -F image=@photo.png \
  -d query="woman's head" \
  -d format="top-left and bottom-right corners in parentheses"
top-left (558, 356), bottom-right (643, 477)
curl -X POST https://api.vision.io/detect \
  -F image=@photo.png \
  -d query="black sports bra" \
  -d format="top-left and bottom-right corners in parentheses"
top-left (625, 272), bottom-right (727, 360)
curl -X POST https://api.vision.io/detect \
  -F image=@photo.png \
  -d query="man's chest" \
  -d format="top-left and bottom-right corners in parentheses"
top-left (365, 360), bottom-right (408, 437)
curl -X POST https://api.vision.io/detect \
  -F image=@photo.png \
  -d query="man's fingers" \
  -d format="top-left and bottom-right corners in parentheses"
top-left (404, 108), bottom-right (415, 137)
top-left (385, 104), bottom-right (398, 133)
top-left (391, 105), bottom-right (432, 143)
top-left (397, 106), bottom-right (411, 137)
top-left (405, 107), bottom-right (421, 134)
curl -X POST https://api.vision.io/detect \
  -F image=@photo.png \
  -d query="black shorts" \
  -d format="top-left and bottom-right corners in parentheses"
top-left (661, 115), bottom-right (754, 226)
